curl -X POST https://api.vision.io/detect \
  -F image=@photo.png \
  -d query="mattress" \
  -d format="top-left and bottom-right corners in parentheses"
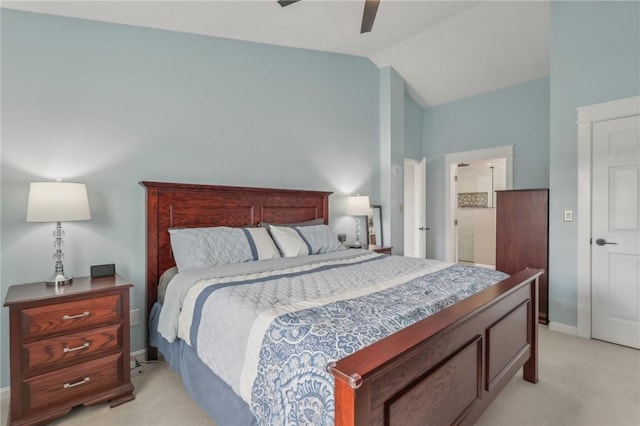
top-left (155, 250), bottom-right (508, 425)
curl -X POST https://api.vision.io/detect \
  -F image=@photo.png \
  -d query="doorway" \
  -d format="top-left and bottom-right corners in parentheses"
top-left (455, 158), bottom-right (506, 267)
top-left (577, 96), bottom-right (640, 348)
top-left (444, 145), bottom-right (514, 263)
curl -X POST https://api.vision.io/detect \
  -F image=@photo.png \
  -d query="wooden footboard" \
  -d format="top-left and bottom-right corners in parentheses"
top-left (331, 268), bottom-right (541, 426)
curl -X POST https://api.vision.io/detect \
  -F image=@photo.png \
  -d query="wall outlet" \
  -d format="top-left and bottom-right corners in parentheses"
top-left (130, 356), bottom-right (143, 376)
top-left (130, 309), bottom-right (140, 326)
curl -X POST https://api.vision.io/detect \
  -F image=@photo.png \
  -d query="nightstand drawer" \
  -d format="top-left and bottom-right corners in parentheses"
top-left (22, 324), bottom-right (123, 374)
top-left (21, 293), bottom-right (123, 340)
top-left (22, 352), bottom-right (123, 413)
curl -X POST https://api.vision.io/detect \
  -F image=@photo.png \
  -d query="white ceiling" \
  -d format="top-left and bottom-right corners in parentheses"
top-left (2, 0), bottom-right (550, 107)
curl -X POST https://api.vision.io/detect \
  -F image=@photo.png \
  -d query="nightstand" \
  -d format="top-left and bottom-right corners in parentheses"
top-left (367, 245), bottom-right (393, 255)
top-left (3, 274), bottom-right (135, 426)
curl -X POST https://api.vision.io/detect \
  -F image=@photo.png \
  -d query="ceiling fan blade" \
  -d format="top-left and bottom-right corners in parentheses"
top-left (361, 0), bottom-right (380, 34)
top-left (277, 0), bottom-right (301, 6)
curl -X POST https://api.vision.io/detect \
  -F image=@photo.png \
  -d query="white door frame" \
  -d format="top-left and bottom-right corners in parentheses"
top-left (404, 159), bottom-right (418, 256)
top-left (576, 95), bottom-right (640, 339)
top-left (444, 145), bottom-right (514, 263)
top-left (404, 158), bottom-right (426, 257)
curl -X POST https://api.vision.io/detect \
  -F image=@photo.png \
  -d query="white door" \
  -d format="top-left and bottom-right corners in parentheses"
top-left (404, 159), bottom-right (427, 258)
top-left (416, 158), bottom-right (427, 258)
top-left (591, 115), bottom-right (640, 349)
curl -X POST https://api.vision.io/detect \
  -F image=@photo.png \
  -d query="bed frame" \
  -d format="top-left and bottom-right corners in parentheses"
top-left (141, 180), bottom-right (541, 426)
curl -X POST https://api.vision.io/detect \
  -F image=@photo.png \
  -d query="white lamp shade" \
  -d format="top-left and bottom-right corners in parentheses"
top-left (346, 195), bottom-right (371, 216)
top-left (27, 182), bottom-right (91, 222)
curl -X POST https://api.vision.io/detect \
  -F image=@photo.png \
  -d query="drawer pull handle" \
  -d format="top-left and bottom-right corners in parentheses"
top-left (63, 377), bottom-right (90, 389)
top-left (62, 311), bottom-right (90, 320)
top-left (63, 342), bottom-right (90, 353)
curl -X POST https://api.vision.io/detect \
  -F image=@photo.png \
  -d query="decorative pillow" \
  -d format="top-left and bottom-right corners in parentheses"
top-left (268, 225), bottom-right (310, 257)
top-left (269, 224), bottom-right (345, 257)
top-left (244, 227), bottom-right (282, 260)
top-left (169, 226), bottom-right (280, 271)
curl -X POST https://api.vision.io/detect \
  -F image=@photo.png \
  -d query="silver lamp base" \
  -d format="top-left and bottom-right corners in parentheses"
top-left (46, 273), bottom-right (73, 286)
top-left (352, 216), bottom-right (363, 248)
top-left (45, 221), bottom-right (73, 286)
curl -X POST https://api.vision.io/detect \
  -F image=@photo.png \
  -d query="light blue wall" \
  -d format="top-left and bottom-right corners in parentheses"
top-left (549, 1), bottom-right (640, 326)
top-left (0, 9), bottom-right (380, 388)
top-left (423, 77), bottom-right (550, 259)
top-left (404, 94), bottom-right (423, 160)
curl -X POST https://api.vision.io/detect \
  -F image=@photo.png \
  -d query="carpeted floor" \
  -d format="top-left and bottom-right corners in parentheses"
top-left (2, 326), bottom-right (639, 425)
top-left (474, 326), bottom-right (639, 426)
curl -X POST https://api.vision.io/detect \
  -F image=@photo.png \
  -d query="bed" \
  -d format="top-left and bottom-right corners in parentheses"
top-left (141, 181), bottom-right (541, 426)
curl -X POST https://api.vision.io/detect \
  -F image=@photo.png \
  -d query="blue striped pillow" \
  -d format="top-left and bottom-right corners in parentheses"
top-left (169, 226), bottom-right (280, 271)
top-left (270, 224), bottom-right (345, 257)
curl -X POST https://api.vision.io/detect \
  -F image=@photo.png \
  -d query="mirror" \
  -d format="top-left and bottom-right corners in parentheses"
top-left (367, 205), bottom-right (383, 246)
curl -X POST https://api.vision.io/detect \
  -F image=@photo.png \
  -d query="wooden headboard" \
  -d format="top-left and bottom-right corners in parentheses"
top-left (140, 181), bottom-right (331, 358)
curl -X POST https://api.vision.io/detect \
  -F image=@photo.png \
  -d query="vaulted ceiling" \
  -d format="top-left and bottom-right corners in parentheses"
top-left (3, 0), bottom-right (550, 107)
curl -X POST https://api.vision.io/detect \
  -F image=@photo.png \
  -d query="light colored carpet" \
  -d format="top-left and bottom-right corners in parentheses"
top-left (475, 326), bottom-right (640, 426)
top-left (2, 326), bottom-right (638, 425)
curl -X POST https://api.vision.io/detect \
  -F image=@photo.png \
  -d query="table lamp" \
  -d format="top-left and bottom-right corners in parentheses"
top-left (26, 181), bottom-right (91, 286)
top-left (346, 195), bottom-right (370, 248)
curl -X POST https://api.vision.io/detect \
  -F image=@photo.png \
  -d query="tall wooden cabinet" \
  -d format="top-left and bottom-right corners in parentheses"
top-left (496, 189), bottom-right (549, 324)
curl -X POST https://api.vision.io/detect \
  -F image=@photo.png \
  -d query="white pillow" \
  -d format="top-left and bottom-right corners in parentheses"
top-left (244, 227), bottom-right (281, 260)
top-left (269, 224), bottom-right (345, 257)
top-left (169, 226), bottom-right (280, 271)
top-left (269, 225), bottom-right (310, 257)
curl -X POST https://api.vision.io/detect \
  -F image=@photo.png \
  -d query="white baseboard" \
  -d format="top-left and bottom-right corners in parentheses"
top-left (549, 321), bottom-right (578, 336)
top-left (474, 263), bottom-right (496, 270)
top-left (1, 349), bottom-right (149, 402)
top-left (131, 348), bottom-right (147, 361)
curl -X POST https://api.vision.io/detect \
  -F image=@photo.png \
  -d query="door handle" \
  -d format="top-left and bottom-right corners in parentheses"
top-left (595, 238), bottom-right (617, 246)
top-left (418, 227), bottom-right (430, 231)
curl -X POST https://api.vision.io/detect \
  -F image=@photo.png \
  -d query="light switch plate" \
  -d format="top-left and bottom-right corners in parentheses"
top-left (563, 209), bottom-right (573, 222)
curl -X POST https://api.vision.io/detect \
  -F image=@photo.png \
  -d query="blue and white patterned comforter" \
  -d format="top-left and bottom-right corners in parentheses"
top-left (158, 250), bottom-right (508, 425)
